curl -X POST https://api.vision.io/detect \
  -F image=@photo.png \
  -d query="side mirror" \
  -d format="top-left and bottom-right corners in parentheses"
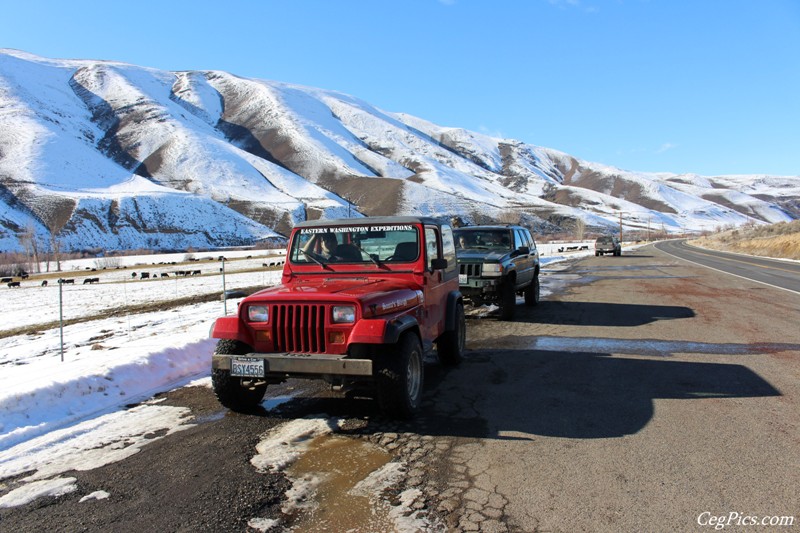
top-left (518, 246), bottom-right (530, 255)
top-left (431, 258), bottom-right (448, 270)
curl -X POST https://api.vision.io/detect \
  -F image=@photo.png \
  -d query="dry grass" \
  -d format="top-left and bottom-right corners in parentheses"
top-left (692, 220), bottom-right (800, 260)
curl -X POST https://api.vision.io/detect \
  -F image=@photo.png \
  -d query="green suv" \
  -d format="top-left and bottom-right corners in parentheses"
top-left (453, 225), bottom-right (540, 320)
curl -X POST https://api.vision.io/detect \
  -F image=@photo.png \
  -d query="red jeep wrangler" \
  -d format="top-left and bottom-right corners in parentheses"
top-left (210, 216), bottom-right (465, 418)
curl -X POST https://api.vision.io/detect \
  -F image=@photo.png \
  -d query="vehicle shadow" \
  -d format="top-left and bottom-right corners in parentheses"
top-left (416, 347), bottom-right (780, 440)
top-left (269, 341), bottom-right (784, 441)
top-left (515, 300), bottom-right (695, 327)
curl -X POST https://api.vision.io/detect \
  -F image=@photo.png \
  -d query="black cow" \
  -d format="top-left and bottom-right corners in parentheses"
top-left (0, 277), bottom-right (12, 283)
top-left (7, 281), bottom-right (20, 288)
top-left (41, 280), bottom-right (48, 287)
top-left (140, 272), bottom-right (150, 279)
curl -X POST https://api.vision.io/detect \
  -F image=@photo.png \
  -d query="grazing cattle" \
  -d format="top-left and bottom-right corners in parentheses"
top-left (0, 277), bottom-right (11, 283)
top-left (131, 272), bottom-right (137, 278)
top-left (161, 273), bottom-right (170, 278)
top-left (140, 272), bottom-right (150, 279)
top-left (7, 281), bottom-right (20, 288)
top-left (59, 278), bottom-right (75, 284)
top-left (192, 270), bottom-right (201, 276)
top-left (41, 280), bottom-right (48, 287)
top-left (83, 277), bottom-right (100, 284)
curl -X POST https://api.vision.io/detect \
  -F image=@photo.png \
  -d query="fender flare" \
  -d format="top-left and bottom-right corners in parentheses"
top-left (383, 314), bottom-right (419, 344)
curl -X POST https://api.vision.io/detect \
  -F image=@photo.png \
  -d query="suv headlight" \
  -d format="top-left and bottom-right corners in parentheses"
top-left (332, 305), bottom-right (356, 324)
top-left (482, 263), bottom-right (503, 277)
top-left (247, 305), bottom-right (269, 322)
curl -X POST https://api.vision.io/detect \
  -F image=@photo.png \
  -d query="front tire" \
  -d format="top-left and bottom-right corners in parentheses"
top-left (376, 333), bottom-right (424, 418)
top-left (211, 339), bottom-right (267, 412)
top-left (438, 302), bottom-right (465, 366)
top-left (499, 280), bottom-right (516, 321)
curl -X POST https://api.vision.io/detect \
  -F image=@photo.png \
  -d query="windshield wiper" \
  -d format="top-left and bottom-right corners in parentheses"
top-left (351, 242), bottom-right (389, 269)
top-left (300, 249), bottom-right (332, 270)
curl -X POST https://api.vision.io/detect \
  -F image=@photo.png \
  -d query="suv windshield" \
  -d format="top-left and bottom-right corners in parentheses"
top-left (290, 224), bottom-right (420, 264)
top-left (454, 229), bottom-right (513, 252)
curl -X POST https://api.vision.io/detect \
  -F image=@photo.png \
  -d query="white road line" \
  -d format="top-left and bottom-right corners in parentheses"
top-left (655, 241), bottom-right (800, 297)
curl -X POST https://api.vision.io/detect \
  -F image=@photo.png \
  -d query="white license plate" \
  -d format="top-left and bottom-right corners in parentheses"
top-left (459, 274), bottom-right (468, 284)
top-left (231, 357), bottom-right (264, 377)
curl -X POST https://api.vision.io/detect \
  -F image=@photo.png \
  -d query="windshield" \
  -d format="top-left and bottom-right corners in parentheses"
top-left (290, 224), bottom-right (420, 264)
top-left (454, 229), bottom-right (513, 252)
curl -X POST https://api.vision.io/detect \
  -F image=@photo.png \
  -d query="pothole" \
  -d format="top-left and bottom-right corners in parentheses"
top-left (285, 434), bottom-right (395, 532)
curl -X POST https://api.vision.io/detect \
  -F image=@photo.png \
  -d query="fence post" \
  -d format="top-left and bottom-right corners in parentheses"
top-left (221, 257), bottom-right (227, 315)
top-left (58, 279), bottom-right (64, 362)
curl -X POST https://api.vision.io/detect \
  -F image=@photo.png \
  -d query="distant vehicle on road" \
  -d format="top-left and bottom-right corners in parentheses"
top-left (595, 235), bottom-right (622, 256)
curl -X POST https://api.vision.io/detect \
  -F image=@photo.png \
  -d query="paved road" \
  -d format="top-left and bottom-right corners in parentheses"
top-left (409, 244), bottom-right (800, 531)
top-left (3, 244), bottom-right (798, 532)
top-left (655, 239), bottom-right (800, 294)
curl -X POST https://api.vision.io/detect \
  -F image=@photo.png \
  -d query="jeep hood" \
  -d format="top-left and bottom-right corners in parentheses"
top-left (248, 278), bottom-right (423, 314)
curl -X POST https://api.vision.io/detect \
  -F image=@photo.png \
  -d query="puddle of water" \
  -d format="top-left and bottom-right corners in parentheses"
top-left (286, 435), bottom-right (396, 532)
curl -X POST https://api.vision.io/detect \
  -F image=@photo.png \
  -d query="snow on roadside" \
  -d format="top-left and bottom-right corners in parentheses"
top-left (0, 476), bottom-right (77, 509)
top-left (0, 299), bottom-right (226, 450)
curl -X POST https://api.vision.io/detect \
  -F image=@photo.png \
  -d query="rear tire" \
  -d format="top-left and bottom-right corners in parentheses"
top-left (438, 302), bottom-right (465, 366)
top-left (211, 339), bottom-right (267, 412)
top-left (376, 333), bottom-right (424, 418)
top-left (524, 275), bottom-right (540, 306)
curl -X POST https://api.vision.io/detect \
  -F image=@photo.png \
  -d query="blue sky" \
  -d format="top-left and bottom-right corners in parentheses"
top-left (2, 0), bottom-right (799, 176)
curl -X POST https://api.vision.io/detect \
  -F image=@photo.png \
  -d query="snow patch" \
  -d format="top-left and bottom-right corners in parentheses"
top-left (0, 476), bottom-right (77, 509)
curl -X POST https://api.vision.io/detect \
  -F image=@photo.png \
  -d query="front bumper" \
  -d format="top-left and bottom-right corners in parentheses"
top-left (459, 277), bottom-right (500, 294)
top-left (212, 352), bottom-right (373, 376)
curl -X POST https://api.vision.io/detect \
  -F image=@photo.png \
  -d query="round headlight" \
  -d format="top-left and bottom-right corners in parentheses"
top-left (332, 305), bottom-right (356, 324)
top-left (248, 305), bottom-right (269, 322)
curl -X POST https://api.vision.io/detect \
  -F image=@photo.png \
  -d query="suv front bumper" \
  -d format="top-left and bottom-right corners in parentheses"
top-left (212, 352), bottom-right (373, 376)
top-left (459, 277), bottom-right (500, 295)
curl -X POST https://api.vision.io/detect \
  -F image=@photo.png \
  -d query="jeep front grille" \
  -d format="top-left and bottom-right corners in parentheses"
top-left (272, 304), bottom-right (326, 353)
top-left (459, 263), bottom-right (481, 277)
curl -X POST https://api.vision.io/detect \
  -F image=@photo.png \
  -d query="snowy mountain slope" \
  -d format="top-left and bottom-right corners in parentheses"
top-left (0, 49), bottom-right (797, 253)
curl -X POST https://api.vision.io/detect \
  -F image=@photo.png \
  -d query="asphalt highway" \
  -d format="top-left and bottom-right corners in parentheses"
top-left (655, 239), bottom-right (800, 294)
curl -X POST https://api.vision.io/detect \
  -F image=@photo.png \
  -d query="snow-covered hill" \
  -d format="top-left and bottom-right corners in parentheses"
top-left (0, 49), bottom-right (797, 253)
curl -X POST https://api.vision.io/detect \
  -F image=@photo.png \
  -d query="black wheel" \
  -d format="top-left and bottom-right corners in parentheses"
top-left (438, 302), bottom-right (465, 366)
top-left (211, 339), bottom-right (267, 412)
top-left (524, 274), bottom-right (540, 306)
top-left (375, 333), bottom-right (424, 419)
top-left (499, 280), bottom-right (516, 321)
